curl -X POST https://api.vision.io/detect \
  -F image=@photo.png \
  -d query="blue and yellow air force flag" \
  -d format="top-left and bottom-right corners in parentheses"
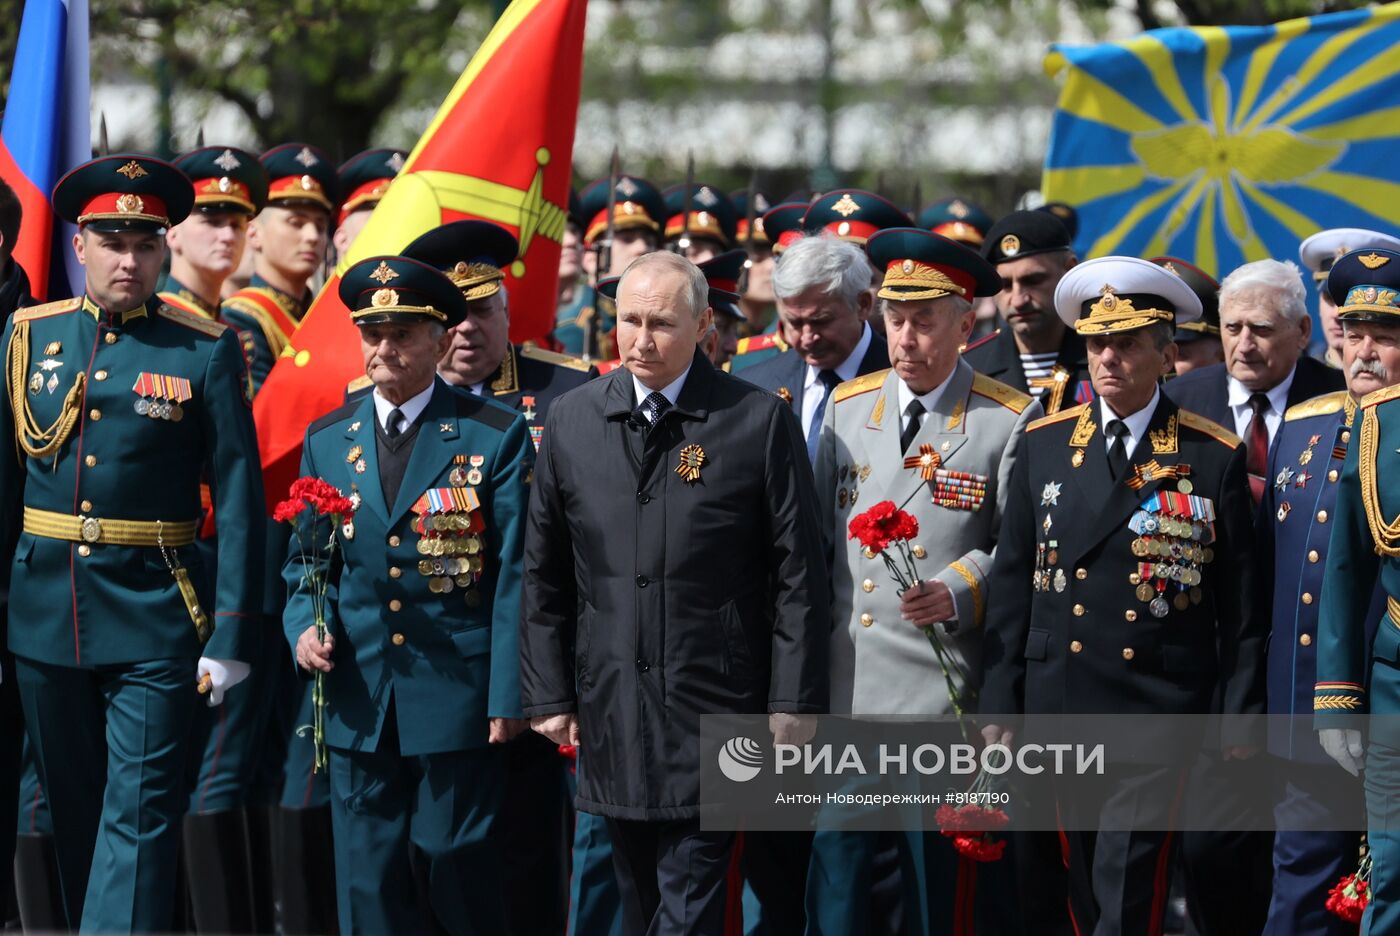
top-left (1043, 4), bottom-right (1400, 277)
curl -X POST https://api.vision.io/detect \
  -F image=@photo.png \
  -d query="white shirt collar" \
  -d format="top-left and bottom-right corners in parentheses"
top-left (1098, 386), bottom-right (1160, 457)
top-left (896, 365), bottom-right (960, 426)
top-left (804, 322), bottom-right (872, 391)
top-left (373, 379), bottom-right (437, 434)
top-left (632, 362), bottom-right (693, 415)
top-left (1226, 367), bottom-right (1295, 419)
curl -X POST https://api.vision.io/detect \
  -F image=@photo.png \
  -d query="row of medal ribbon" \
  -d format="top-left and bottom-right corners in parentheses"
top-left (132, 373), bottom-right (193, 421)
top-left (410, 486), bottom-right (485, 595)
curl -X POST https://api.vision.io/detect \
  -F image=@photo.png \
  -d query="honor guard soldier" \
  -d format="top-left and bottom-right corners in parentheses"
top-left (286, 255), bottom-right (532, 933)
top-left (662, 182), bottom-right (737, 263)
top-left (1314, 247), bottom-right (1400, 933)
top-left (808, 228), bottom-right (1038, 935)
top-left (554, 189), bottom-right (594, 354)
top-left (222, 143), bottom-right (337, 392)
top-left (697, 249), bottom-right (747, 367)
top-left (2, 155), bottom-right (264, 932)
top-left (963, 209), bottom-right (1093, 415)
top-left (160, 146), bottom-right (268, 319)
top-left (728, 201), bottom-right (806, 374)
top-left (802, 188), bottom-right (911, 246)
top-left (917, 196), bottom-right (994, 249)
top-left (1152, 256), bottom-right (1223, 376)
top-left (1263, 245), bottom-right (1400, 935)
top-left (730, 188), bottom-right (779, 340)
top-left (981, 256), bottom-right (1264, 936)
top-left (333, 147), bottom-right (406, 256)
top-left (1300, 228), bottom-right (1400, 369)
top-left (566, 174), bottom-right (665, 361)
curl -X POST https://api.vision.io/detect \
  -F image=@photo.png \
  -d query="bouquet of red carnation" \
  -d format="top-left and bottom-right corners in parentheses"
top-left (275, 476), bottom-right (357, 773)
top-left (848, 501), bottom-right (972, 716)
top-left (1327, 850), bottom-right (1371, 924)
top-left (935, 771), bottom-right (1010, 863)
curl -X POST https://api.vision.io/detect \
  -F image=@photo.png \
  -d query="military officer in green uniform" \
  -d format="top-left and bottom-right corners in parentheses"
top-left (1314, 247), bottom-right (1400, 933)
top-left (1151, 256), bottom-right (1223, 377)
top-left (286, 255), bottom-right (532, 933)
top-left (1, 154), bottom-right (264, 932)
top-left (730, 188), bottom-right (778, 342)
top-left (728, 201), bottom-right (807, 374)
top-left (160, 146), bottom-right (267, 319)
top-left (333, 147), bottom-right (406, 258)
top-left (554, 189), bottom-right (595, 355)
top-left (661, 182), bottom-right (738, 263)
top-left (222, 142), bottom-right (337, 391)
top-left (1299, 228), bottom-right (1400, 369)
top-left (917, 196), bottom-right (993, 249)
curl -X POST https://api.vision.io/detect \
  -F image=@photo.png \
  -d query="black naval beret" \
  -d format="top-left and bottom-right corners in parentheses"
top-left (53, 154), bottom-right (194, 234)
top-left (1327, 248), bottom-right (1400, 324)
top-left (337, 148), bottom-right (406, 224)
top-left (982, 210), bottom-right (1072, 264)
top-left (662, 183), bottom-right (738, 248)
top-left (578, 175), bottom-right (665, 246)
top-left (761, 202), bottom-right (809, 255)
top-left (867, 227), bottom-right (1001, 302)
top-left (1037, 201), bottom-right (1079, 240)
top-left (261, 143), bottom-right (339, 214)
top-left (1150, 256), bottom-right (1220, 342)
top-left (729, 189), bottom-right (772, 246)
top-left (401, 220), bottom-right (519, 302)
top-left (340, 255), bottom-right (469, 329)
top-left (174, 146), bottom-right (267, 216)
top-left (697, 249), bottom-right (747, 320)
top-left (916, 197), bottom-right (994, 248)
top-left (802, 189), bottom-right (910, 245)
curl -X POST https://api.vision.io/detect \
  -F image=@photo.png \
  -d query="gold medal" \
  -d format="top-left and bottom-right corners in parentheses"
top-left (440, 576), bottom-right (455, 594)
top-left (1071, 448), bottom-right (1085, 468)
top-left (1136, 583), bottom-right (1155, 602)
top-left (418, 560), bottom-right (433, 575)
top-left (465, 536), bottom-right (481, 555)
top-left (470, 555), bottom-right (484, 574)
top-left (1177, 478), bottom-right (1193, 494)
top-left (1173, 592), bottom-right (1190, 612)
top-left (1131, 538), bottom-right (1148, 557)
top-left (428, 576), bottom-right (444, 594)
top-left (416, 538), bottom-right (430, 555)
top-left (169, 403), bottom-right (183, 422)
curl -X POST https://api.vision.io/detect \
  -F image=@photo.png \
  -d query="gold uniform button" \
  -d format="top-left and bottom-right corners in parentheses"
top-left (94, 369), bottom-right (108, 381)
top-left (1317, 510), bottom-right (1328, 524)
top-left (860, 613), bottom-right (874, 627)
top-left (1075, 568), bottom-right (1088, 581)
top-left (1328, 469), bottom-right (1339, 483)
top-left (1072, 603), bottom-right (1086, 617)
top-left (84, 455), bottom-right (97, 467)
top-left (391, 633), bottom-right (406, 646)
top-left (389, 599), bottom-right (402, 612)
top-left (89, 409), bottom-right (101, 421)
top-left (1308, 550), bottom-right (1319, 564)
top-left (389, 566), bottom-right (402, 579)
top-left (1129, 572), bottom-right (1141, 586)
top-left (77, 545), bottom-right (91, 557)
top-left (1070, 640), bottom-right (1083, 653)
top-left (911, 545), bottom-right (927, 560)
top-left (388, 535), bottom-right (401, 547)
top-left (861, 579), bottom-right (875, 593)
top-left (104, 332), bottom-right (117, 345)
top-left (1125, 610), bottom-right (1138, 622)
top-left (1302, 592), bottom-right (1314, 605)
top-left (80, 500), bottom-right (92, 512)
top-left (1300, 633), bottom-right (1313, 647)
top-left (1122, 648), bottom-right (1135, 661)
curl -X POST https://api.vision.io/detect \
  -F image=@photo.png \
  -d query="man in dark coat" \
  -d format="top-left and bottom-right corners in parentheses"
top-left (521, 250), bottom-right (830, 935)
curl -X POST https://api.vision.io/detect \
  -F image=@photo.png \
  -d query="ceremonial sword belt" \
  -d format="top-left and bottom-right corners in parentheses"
top-left (22, 507), bottom-right (211, 642)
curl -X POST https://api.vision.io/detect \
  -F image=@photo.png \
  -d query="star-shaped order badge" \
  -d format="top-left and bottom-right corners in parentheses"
top-left (903, 443), bottom-right (941, 480)
top-left (1274, 467), bottom-right (1295, 490)
top-left (675, 444), bottom-right (706, 484)
top-left (1041, 481), bottom-right (1062, 507)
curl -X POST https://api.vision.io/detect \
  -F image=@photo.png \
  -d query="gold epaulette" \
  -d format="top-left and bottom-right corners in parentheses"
top-left (1361, 383), bottom-right (1400, 409)
top-left (346, 374), bottom-right (373, 394)
top-left (1285, 391), bottom-right (1349, 422)
top-left (970, 373), bottom-right (1032, 414)
top-left (13, 297), bottom-right (82, 322)
top-left (157, 304), bottom-right (227, 337)
top-left (519, 344), bottom-right (591, 372)
top-left (833, 368), bottom-right (890, 403)
top-left (1178, 410), bottom-right (1242, 448)
top-left (1027, 402), bottom-right (1088, 433)
top-left (736, 332), bottom-right (789, 355)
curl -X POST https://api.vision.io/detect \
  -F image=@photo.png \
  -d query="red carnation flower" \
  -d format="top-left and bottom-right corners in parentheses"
top-left (950, 833), bottom-right (1007, 863)
top-left (1326, 871), bottom-right (1371, 924)
top-left (273, 498), bottom-right (307, 524)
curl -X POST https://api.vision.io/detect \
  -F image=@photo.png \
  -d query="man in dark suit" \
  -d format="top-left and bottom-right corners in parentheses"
top-left (981, 256), bottom-right (1264, 936)
top-left (738, 234), bottom-right (889, 462)
top-left (521, 251), bottom-right (830, 935)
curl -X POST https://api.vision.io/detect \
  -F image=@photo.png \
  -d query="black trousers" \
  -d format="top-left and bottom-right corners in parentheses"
top-left (605, 816), bottom-right (735, 936)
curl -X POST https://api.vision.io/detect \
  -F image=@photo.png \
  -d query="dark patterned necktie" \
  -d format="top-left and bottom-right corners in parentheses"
top-left (1246, 392), bottom-right (1270, 505)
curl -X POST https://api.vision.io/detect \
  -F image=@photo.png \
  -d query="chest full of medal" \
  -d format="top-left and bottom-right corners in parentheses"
top-left (1127, 488), bottom-right (1216, 618)
top-left (411, 486), bottom-right (487, 598)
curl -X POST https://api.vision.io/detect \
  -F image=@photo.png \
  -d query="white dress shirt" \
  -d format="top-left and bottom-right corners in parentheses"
top-left (895, 366), bottom-right (959, 439)
top-left (1098, 387), bottom-right (1160, 460)
top-left (1226, 368), bottom-right (1295, 446)
top-left (372, 381), bottom-right (436, 435)
top-left (632, 363), bottom-right (693, 421)
top-left (801, 323), bottom-right (873, 440)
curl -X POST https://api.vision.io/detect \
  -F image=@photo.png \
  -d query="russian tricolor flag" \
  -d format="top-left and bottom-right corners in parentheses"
top-left (0, 0), bottom-right (89, 302)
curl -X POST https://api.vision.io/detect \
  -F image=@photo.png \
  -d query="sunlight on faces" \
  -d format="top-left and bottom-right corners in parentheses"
top-left (776, 285), bottom-right (870, 370)
top-left (1086, 328), bottom-right (1177, 417)
top-left (1220, 290), bottom-right (1310, 392)
top-left (707, 315), bottom-right (740, 367)
top-left (166, 211), bottom-right (248, 278)
top-left (743, 249), bottom-right (775, 304)
top-left (333, 208), bottom-right (372, 258)
top-left (360, 320), bottom-right (452, 405)
top-left (1342, 320), bottom-right (1400, 399)
top-left (677, 237), bottom-right (722, 264)
top-left (884, 296), bottom-right (973, 394)
top-left (439, 291), bottom-right (510, 388)
top-left (249, 205), bottom-right (330, 281)
top-left (74, 228), bottom-right (166, 312)
top-left (616, 266), bottom-right (711, 390)
top-left (1318, 289), bottom-right (1343, 356)
top-left (994, 252), bottom-right (1074, 349)
top-left (606, 228), bottom-right (658, 277)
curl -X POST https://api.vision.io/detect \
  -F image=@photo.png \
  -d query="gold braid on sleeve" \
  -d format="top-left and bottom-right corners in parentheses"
top-left (6, 319), bottom-right (86, 461)
top-left (1360, 405), bottom-right (1400, 556)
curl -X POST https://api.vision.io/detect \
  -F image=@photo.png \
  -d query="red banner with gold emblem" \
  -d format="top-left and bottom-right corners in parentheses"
top-left (253, 0), bottom-right (588, 510)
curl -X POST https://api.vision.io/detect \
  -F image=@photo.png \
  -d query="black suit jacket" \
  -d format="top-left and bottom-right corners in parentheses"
top-left (520, 349), bottom-right (831, 820)
top-left (961, 326), bottom-right (1093, 415)
top-left (1163, 358), bottom-right (1345, 430)
top-left (737, 327), bottom-right (890, 416)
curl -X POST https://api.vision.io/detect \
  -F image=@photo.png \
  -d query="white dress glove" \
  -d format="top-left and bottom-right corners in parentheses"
top-left (197, 657), bottom-right (251, 707)
top-left (1318, 728), bottom-right (1365, 776)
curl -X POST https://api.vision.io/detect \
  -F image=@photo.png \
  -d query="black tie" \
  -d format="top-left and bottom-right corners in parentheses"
top-left (1105, 419), bottom-right (1129, 481)
top-left (900, 399), bottom-right (925, 454)
top-left (641, 391), bottom-right (671, 434)
top-left (386, 407), bottom-right (405, 440)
